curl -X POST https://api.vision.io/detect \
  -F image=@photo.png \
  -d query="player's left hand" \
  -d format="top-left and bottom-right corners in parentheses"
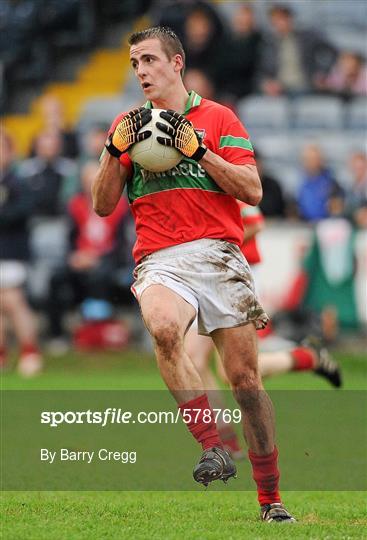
top-left (105, 107), bottom-right (152, 158)
top-left (156, 110), bottom-right (207, 161)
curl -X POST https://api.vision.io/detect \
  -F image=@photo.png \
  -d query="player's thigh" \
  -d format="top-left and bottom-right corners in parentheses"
top-left (140, 284), bottom-right (196, 340)
top-left (211, 323), bottom-right (260, 386)
top-left (184, 325), bottom-right (214, 371)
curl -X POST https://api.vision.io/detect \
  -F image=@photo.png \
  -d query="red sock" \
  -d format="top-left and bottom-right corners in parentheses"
top-left (20, 343), bottom-right (40, 356)
top-left (248, 446), bottom-right (281, 506)
top-left (178, 394), bottom-right (222, 450)
top-left (291, 347), bottom-right (316, 371)
top-left (218, 425), bottom-right (243, 454)
top-left (0, 346), bottom-right (7, 367)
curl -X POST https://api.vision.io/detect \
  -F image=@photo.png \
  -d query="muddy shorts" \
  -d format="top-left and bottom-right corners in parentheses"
top-left (131, 238), bottom-right (269, 336)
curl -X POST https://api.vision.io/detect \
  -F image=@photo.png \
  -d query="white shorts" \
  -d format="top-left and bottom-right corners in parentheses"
top-left (131, 239), bottom-right (269, 335)
top-left (0, 261), bottom-right (27, 289)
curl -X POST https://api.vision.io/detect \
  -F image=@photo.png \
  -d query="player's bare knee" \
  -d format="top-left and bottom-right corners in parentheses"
top-left (229, 364), bottom-right (259, 388)
top-left (150, 319), bottom-right (182, 356)
top-left (230, 367), bottom-right (262, 407)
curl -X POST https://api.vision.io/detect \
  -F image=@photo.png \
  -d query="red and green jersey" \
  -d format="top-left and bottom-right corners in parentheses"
top-left (109, 91), bottom-right (256, 262)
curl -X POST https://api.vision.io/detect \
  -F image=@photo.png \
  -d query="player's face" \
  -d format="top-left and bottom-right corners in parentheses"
top-left (130, 38), bottom-right (180, 102)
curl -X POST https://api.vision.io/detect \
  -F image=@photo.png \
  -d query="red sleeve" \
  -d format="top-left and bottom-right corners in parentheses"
top-left (238, 201), bottom-right (264, 226)
top-left (105, 112), bottom-right (134, 177)
top-left (217, 107), bottom-right (256, 166)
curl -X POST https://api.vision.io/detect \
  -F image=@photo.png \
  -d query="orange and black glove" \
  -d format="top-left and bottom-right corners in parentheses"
top-left (105, 107), bottom-right (152, 158)
top-left (156, 110), bottom-right (207, 161)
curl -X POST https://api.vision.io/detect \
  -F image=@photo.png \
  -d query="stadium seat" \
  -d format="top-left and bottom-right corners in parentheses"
top-left (292, 96), bottom-right (344, 130)
top-left (346, 98), bottom-right (367, 130)
top-left (77, 95), bottom-right (138, 131)
top-left (237, 96), bottom-right (291, 131)
top-left (325, 27), bottom-right (367, 56)
top-left (27, 217), bottom-right (70, 303)
top-left (316, 132), bottom-right (366, 168)
top-left (335, 164), bottom-right (354, 189)
top-left (253, 133), bottom-right (291, 164)
top-left (319, 138), bottom-right (349, 168)
top-left (319, 1), bottom-right (367, 27)
top-left (285, 131), bottom-right (364, 169)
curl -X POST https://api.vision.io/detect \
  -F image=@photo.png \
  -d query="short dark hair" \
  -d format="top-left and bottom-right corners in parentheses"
top-left (128, 26), bottom-right (186, 76)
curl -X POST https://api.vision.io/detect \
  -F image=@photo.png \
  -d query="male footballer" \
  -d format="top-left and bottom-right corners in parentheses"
top-left (92, 26), bottom-right (295, 523)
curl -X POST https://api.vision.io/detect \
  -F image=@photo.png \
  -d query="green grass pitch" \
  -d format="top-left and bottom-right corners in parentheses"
top-left (2, 349), bottom-right (366, 539)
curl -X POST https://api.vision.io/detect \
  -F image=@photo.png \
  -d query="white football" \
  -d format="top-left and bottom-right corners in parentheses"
top-left (128, 108), bottom-right (182, 172)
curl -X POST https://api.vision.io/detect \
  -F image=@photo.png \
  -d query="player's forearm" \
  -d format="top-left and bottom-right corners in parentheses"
top-left (199, 149), bottom-right (262, 205)
top-left (92, 153), bottom-right (125, 216)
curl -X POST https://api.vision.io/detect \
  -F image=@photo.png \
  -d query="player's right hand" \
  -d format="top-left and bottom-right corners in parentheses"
top-left (105, 107), bottom-right (152, 158)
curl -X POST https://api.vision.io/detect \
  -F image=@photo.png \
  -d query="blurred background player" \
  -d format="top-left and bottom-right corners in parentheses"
top-left (185, 200), bottom-right (342, 458)
top-left (0, 130), bottom-right (43, 376)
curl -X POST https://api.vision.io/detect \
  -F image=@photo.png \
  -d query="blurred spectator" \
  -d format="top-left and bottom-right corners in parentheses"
top-left (39, 0), bottom-right (97, 49)
top-left (344, 151), bottom-right (367, 227)
top-left (217, 4), bottom-right (263, 99)
top-left (30, 96), bottom-right (79, 159)
top-left (297, 144), bottom-right (343, 221)
top-left (0, 1), bottom-right (40, 63)
top-left (183, 68), bottom-right (215, 100)
top-left (256, 151), bottom-right (286, 218)
top-left (46, 161), bottom-right (129, 350)
top-left (0, 0), bottom-right (49, 111)
top-left (20, 130), bottom-right (78, 217)
top-left (154, 0), bottom-right (194, 39)
top-left (79, 123), bottom-right (110, 164)
top-left (317, 51), bottom-right (367, 98)
top-left (181, 2), bottom-right (227, 87)
top-left (154, 1), bottom-right (221, 44)
top-left (0, 130), bottom-right (43, 376)
top-left (19, 130), bottom-right (78, 305)
top-left (260, 4), bottom-right (336, 96)
top-left (183, 68), bottom-right (237, 112)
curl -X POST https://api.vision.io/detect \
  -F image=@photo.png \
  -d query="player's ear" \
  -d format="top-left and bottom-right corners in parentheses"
top-left (172, 54), bottom-right (184, 74)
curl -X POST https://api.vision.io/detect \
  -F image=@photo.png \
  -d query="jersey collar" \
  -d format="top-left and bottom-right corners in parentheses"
top-left (143, 91), bottom-right (202, 114)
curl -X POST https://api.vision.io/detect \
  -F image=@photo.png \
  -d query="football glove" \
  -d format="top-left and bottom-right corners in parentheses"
top-left (105, 107), bottom-right (152, 158)
top-left (156, 110), bottom-right (207, 161)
